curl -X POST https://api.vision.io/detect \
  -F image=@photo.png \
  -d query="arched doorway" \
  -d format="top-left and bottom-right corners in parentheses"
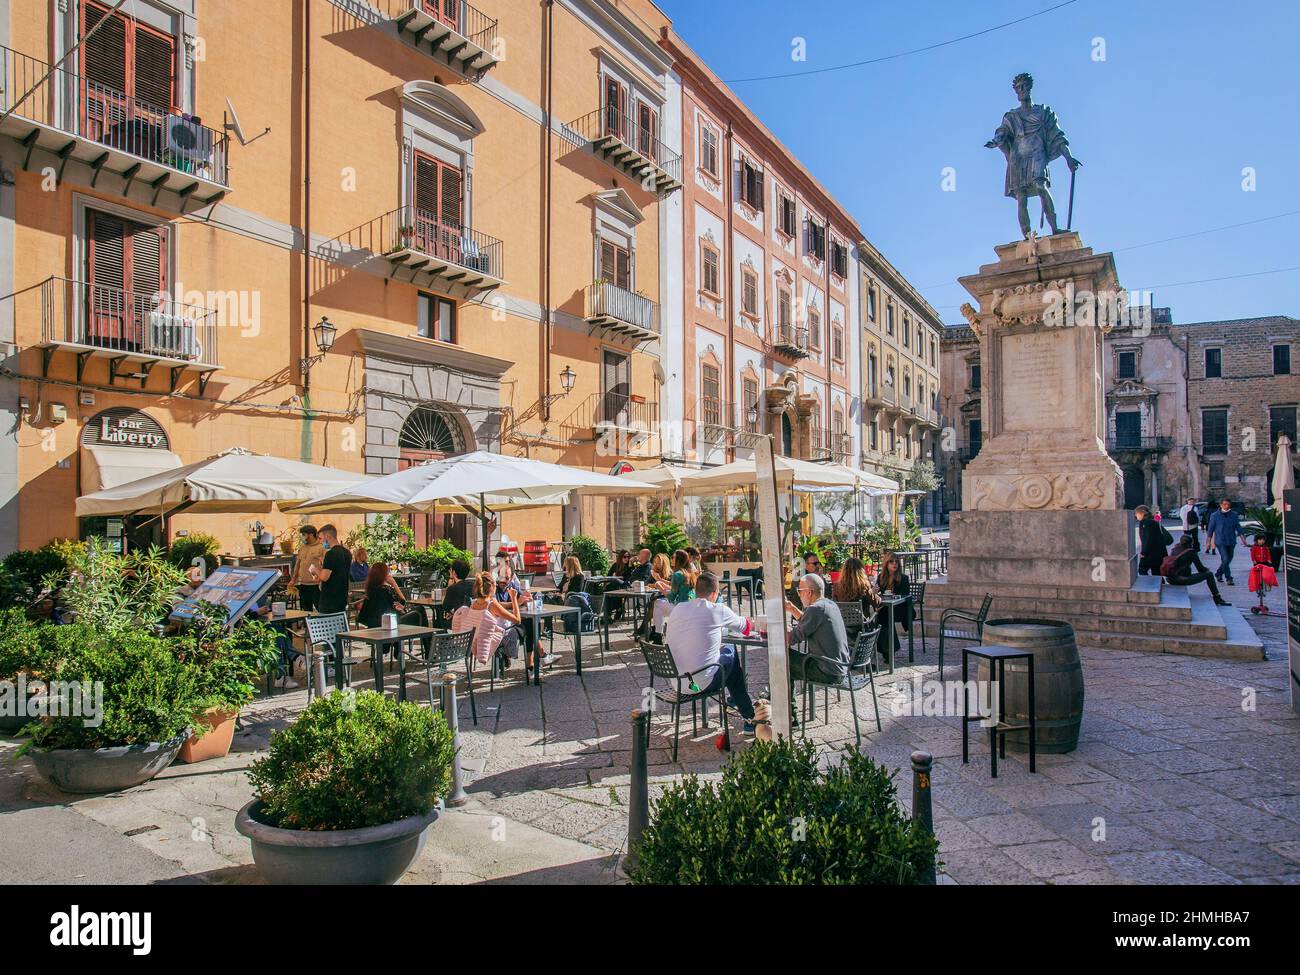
top-left (1122, 466), bottom-right (1145, 509)
top-left (780, 412), bottom-right (793, 457)
top-left (399, 404), bottom-right (468, 550)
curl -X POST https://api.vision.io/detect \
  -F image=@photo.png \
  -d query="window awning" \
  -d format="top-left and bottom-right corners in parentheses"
top-left (83, 445), bottom-right (183, 494)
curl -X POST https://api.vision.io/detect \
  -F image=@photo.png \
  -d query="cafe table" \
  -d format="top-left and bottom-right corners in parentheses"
top-left (517, 604), bottom-right (582, 686)
top-left (337, 625), bottom-right (440, 701)
top-left (876, 593), bottom-right (913, 674)
top-left (604, 587), bottom-right (655, 631)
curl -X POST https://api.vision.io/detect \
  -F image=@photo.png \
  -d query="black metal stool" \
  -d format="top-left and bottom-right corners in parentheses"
top-left (961, 644), bottom-right (1036, 778)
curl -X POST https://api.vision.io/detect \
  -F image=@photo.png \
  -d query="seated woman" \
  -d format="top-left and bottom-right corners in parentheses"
top-left (355, 565), bottom-right (425, 664)
top-left (668, 549), bottom-right (697, 604)
top-left (496, 564), bottom-right (556, 669)
top-left (832, 556), bottom-right (878, 642)
top-left (452, 571), bottom-right (522, 674)
top-left (545, 556), bottom-right (586, 604)
top-left (1165, 535), bottom-right (1232, 606)
top-left (871, 552), bottom-right (912, 662)
top-left (610, 549), bottom-right (633, 583)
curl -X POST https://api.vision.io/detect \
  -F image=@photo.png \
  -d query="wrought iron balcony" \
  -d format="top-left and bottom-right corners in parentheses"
top-left (0, 44), bottom-right (229, 210)
top-left (38, 276), bottom-right (220, 392)
top-left (865, 382), bottom-right (885, 407)
top-left (559, 391), bottom-right (659, 456)
top-left (385, 0), bottom-right (501, 78)
top-left (379, 205), bottom-right (505, 296)
top-left (696, 397), bottom-right (739, 445)
top-left (771, 324), bottom-right (810, 360)
top-left (564, 107), bottom-right (682, 194)
top-left (586, 282), bottom-right (660, 342)
top-left (1107, 435), bottom-right (1174, 453)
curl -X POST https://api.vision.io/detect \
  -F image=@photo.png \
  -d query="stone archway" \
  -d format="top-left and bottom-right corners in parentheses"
top-left (396, 402), bottom-right (473, 550)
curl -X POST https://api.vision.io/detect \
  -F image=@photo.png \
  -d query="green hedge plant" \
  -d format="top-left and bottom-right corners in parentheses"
top-left (630, 738), bottom-right (938, 885)
top-left (56, 537), bottom-right (186, 631)
top-left (166, 533), bottom-right (221, 573)
top-left (567, 534), bottom-right (611, 576)
top-left (246, 690), bottom-right (455, 830)
top-left (405, 539), bottom-right (474, 578)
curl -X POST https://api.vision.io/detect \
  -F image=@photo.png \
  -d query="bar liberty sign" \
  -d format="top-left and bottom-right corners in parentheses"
top-left (98, 415), bottom-right (165, 447)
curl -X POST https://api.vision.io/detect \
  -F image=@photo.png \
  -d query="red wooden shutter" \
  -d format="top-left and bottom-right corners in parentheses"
top-left (133, 25), bottom-right (176, 111)
top-left (439, 164), bottom-right (462, 229)
top-left (637, 103), bottom-right (655, 157)
top-left (604, 78), bottom-right (626, 137)
top-left (87, 210), bottom-right (127, 343)
top-left (413, 152), bottom-right (439, 254)
top-left (82, 1), bottom-right (127, 91)
top-left (600, 240), bottom-right (617, 282)
top-left (615, 246), bottom-right (630, 290)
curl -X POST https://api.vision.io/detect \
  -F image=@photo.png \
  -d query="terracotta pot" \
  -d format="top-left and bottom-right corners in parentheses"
top-left (177, 708), bottom-right (239, 764)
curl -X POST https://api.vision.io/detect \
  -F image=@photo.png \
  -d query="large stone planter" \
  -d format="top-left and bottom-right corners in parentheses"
top-left (28, 733), bottom-right (187, 793)
top-left (235, 800), bottom-right (438, 885)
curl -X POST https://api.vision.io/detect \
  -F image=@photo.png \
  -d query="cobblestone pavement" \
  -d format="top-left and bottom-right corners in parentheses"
top-left (2, 538), bottom-right (1296, 884)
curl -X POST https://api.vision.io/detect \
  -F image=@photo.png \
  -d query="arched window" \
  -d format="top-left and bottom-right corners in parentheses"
top-left (399, 405), bottom-right (462, 455)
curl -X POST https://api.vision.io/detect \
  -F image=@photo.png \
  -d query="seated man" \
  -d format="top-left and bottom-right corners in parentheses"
top-left (1164, 535), bottom-right (1231, 606)
top-left (626, 548), bottom-right (654, 585)
top-left (784, 573), bottom-right (850, 683)
top-left (663, 571), bottom-right (756, 731)
top-left (442, 558), bottom-right (475, 615)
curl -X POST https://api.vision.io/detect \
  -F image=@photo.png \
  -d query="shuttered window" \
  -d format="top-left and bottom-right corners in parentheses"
top-left (701, 365), bottom-right (721, 426)
top-left (741, 269), bottom-right (757, 317)
top-left (81, 1), bottom-right (176, 111)
top-left (600, 239), bottom-right (631, 290)
top-left (637, 102), bottom-right (657, 158)
top-left (603, 76), bottom-right (627, 138)
top-left (778, 288), bottom-right (791, 328)
top-left (699, 123), bottom-right (719, 176)
top-left (701, 243), bottom-right (719, 296)
top-left (778, 192), bottom-right (796, 237)
top-left (86, 208), bottom-right (167, 345)
top-left (808, 308), bottom-right (821, 349)
top-left (740, 160), bottom-right (764, 211)
top-left (743, 378), bottom-right (759, 433)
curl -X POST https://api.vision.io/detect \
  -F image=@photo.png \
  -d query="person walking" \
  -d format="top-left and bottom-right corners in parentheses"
top-left (1135, 504), bottom-right (1171, 576)
top-left (1206, 498), bottom-right (1248, 586)
top-left (1163, 535), bottom-right (1231, 606)
top-left (1179, 497), bottom-right (1201, 547)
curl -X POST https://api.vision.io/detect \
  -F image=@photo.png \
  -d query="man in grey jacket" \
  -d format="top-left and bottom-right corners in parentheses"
top-left (784, 573), bottom-right (849, 683)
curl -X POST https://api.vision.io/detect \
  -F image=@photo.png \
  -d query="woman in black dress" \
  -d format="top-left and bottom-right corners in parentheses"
top-left (871, 552), bottom-right (912, 662)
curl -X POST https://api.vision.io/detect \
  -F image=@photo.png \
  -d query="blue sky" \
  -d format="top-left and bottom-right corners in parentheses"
top-left (655, 0), bottom-right (1300, 324)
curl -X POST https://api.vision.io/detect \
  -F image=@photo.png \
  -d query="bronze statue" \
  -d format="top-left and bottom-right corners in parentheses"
top-left (985, 72), bottom-right (1081, 238)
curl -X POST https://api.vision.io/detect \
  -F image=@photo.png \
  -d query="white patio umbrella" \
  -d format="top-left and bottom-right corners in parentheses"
top-left (291, 450), bottom-right (657, 567)
top-left (1272, 435), bottom-right (1295, 515)
top-left (677, 456), bottom-right (872, 495)
top-left (75, 447), bottom-right (370, 518)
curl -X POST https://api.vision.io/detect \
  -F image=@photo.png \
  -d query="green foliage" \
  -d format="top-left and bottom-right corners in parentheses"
top-left (1246, 506), bottom-right (1282, 543)
top-left (860, 521), bottom-right (903, 564)
top-left (901, 505), bottom-right (922, 549)
top-left (813, 493), bottom-right (854, 538)
top-left (181, 603), bottom-right (282, 715)
top-left (906, 459), bottom-right (940, 494)
top-left (685, 499), bottom-right (722, 547)
top-left (0, 607), bottom-right (44, 680)
top-left (247, 690), bottom-right (455, 830)
top-left (567, 534), bottom-right (611, 576)
top-left (822, 541), bottom-right (851, 572)
top-left (166, 533), bottom-right (221, 573)
top-left (21, 622), bottom-right (204, 751)
top-left (640, 505), bottom-right (689, 556)
top-left (0, 542), bottom-right (79, 607)
top-left (796, 535), bottom-right (823, 561)
top-left (56, 537), bottom-right (186, 631)
top-left (405, 539), bottom-right (474, 578)
top-left (630, 738), bottom-right (938, 885)
top-left (345, 516), bottom-right (414, 567)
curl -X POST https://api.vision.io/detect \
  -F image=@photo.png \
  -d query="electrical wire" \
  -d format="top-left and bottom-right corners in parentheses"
top-left (725, 0), bottom-right (1080, 83)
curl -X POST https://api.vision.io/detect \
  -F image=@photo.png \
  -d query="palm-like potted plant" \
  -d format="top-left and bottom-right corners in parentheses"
top-left (236, 689), bottom-right (455, 884)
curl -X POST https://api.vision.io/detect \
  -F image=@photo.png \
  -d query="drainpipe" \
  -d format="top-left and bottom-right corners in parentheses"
top-left (723, 122), bottom-right (735, 461)
top-left (541, 0), bottom-right (554, 422)
top-left (299, 0), bottom-right (314, 464)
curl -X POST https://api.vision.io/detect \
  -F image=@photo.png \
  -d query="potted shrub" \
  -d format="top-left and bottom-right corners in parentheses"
top-left (237, 689), bottom-right (455, 884)
top-left (568, 534), bottom-right (611, 576)
top-left (406, 538), bottom-right (474, 581)
top-left (19, 622), bottom-right (204, 793)
top-left (176, 605), bottom-right (281, 764)
top-left (0, 608), bottom-right (45, 734)
top-left (629, 739), bottom-right (938, 885)
top-left (166, 532), bottom-right (221, 574)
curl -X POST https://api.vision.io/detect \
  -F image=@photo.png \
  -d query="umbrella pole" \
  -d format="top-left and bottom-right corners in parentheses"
top-left (479, 493), bottom-right (490, 572)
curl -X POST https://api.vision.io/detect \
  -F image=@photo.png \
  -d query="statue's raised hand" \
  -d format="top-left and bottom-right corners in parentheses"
top-left (1066, 155), bottom-right (1082, 172)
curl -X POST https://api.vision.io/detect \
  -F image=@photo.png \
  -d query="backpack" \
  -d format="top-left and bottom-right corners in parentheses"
top-left (1158, 554), bottom-right (1179, 578)
top-left (1160, 525), bottom-right (1174, 547)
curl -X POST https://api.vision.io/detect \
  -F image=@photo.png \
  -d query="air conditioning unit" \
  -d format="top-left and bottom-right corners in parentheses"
top-left (148, 309), bottom-right (200, 360)
top-left (165, 113), bottom-right (212, 163)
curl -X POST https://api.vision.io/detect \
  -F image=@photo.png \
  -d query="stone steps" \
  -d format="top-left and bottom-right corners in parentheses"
top-left (921, 577), bottom-right (1265, 662)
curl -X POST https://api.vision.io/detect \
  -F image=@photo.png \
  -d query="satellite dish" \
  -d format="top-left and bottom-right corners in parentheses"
top-left (651, 359), bottom-right (666, 385)
top-left (224, 97), bottom-right (246, 144)
top-left (224, 97), bottom-right (270, 146)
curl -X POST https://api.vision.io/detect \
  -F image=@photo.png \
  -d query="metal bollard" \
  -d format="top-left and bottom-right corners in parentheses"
top-left (440, 673), bottom-right (468, 808)
top-left (911, 749), bottom-right (936, 885)
top-left (626, 709), bottom-right (650, 871)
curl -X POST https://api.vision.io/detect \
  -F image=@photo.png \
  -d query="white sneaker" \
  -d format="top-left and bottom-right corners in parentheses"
top-left (276, 676), bottom-right (298, 689)
top-left (541, 653), bottom-right (559, 666)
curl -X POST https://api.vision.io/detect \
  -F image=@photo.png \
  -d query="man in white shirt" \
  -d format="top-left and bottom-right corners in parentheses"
top-left (663, 572), bottom-right (756, 727)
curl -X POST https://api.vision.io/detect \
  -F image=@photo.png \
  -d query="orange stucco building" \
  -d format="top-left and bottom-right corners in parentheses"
top-left (0, 0), bottom-right (679, 557)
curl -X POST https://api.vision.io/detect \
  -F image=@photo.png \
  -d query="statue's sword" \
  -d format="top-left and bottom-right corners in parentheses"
top-left (1066, 165), bottom-right (1077, 230)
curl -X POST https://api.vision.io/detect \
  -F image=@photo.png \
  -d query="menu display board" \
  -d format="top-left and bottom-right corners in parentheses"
top-left (169, 567), bottom-right (282, 626)
top-left (1284, 489), bottom-right (1300, 716)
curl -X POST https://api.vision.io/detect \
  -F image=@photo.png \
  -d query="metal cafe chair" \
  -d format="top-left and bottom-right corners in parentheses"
top-left (938, 593), bottom-right (994, 686)
top-left (303, 612), bottom-right (364, 699)
top-left (638, 638), bottom-right (730, 762)
top-left (909, 580), bottom-right (929, 654)
top-left (797, 626), bottom-right (883, 748)
top-left (405, 630), bottom-right (477, 724)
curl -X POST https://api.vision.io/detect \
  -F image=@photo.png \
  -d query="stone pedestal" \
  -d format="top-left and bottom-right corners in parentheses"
top-left (953, 231), bottom-right (1133, 590)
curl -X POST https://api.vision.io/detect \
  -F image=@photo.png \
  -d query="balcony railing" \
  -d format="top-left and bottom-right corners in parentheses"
top-left (559, 391), bottom-right (659, 455)
top-left (1107, 435), bottom-right (1174, 453)
top-left (564, 107), bottom-right (682, 193)
top-left (39, 276), bottom-right (220, 389)
top-left (385, 0), bottom-right (501, 77)
top-left (0, 44), bottom-right (229, 204)
top-left (586, 282), bottom-right (660, 341)
top-left (379, 205), bottom-right (504, 294)
top-left (881, 383), bottom-right (898, 407)
top-left (771, 324), bottom-right (810, 359)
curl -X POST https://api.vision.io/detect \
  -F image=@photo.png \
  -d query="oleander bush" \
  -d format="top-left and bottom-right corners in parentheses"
top-left (567, 534), bottom-right (611, 577)
top-left (246, 690), bottom-right (455, 831)
top-left (630, 738), bottom-right (938, 885)
top-left (166, 533), bottom-right (222, 574)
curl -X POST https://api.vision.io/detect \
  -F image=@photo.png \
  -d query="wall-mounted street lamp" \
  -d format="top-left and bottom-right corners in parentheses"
top-left (560, 364), bottom-right (576, 395)
top-left (747, 402), bottom-right (760, 428)
top-left (301, 316), bottom-right (338, 385)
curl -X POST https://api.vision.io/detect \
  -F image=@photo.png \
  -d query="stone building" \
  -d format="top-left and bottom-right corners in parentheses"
top-left (1104, 306), bottom-right (1197, 511)
top-left (937, 323), bottom-right (981, 521)
top-left (1173, 314), bottom-right (1300, 506)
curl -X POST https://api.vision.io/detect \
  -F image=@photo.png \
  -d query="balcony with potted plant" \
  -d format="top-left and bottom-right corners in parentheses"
top-left (379, 204), bottom-right (506, 297)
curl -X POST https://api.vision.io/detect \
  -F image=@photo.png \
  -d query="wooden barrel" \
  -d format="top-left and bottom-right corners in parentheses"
top-left (977, 619), bottom-right (1084, 754)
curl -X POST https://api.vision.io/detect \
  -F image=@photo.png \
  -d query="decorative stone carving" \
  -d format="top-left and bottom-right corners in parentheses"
top-left (968, 472), bottom-right (1112, 511)
top-left (959, 302), bottom-right (983, 339)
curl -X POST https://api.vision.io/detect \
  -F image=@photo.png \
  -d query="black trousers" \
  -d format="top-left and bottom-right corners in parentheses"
top-left (297, 585), bottom-right (319, 612)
